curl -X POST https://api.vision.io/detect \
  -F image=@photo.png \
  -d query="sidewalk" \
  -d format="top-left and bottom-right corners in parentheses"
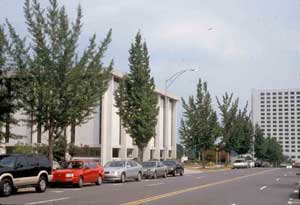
top-left (184, 164), bottom-right (232, 174)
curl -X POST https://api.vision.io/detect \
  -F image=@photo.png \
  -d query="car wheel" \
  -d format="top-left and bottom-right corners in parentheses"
top-left (180, 169), bottom-right (184, 176)
top-left (172, 171), bottom-right (176, 177)
top-left (36, 176), bottom-right (47, 193)
top-left (96, 176), bottom-right (102, 185)
top-left (77, 176), bottom-right (83, 188)
top-left (120, 173), bottom-right (126, 183)
top-left (153, 172), bottom-right (157, 179)
top-left (0, 178), bottom-right (13, 197)
top-left (163, 171), bottom-right (167, 178)
top-left (136, 172), bottom-right (142, 181)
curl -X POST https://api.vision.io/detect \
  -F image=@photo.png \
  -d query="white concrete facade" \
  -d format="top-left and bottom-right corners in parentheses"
top-left (3, 70), bottom-right (179, 164)
top-left (252, 89), bottom-right (300, 159)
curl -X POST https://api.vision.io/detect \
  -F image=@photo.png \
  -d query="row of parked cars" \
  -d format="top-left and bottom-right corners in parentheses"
top-left (0, 154), bottom-right (184, 197)
top-left (232, 158), bottom-right (272, 169)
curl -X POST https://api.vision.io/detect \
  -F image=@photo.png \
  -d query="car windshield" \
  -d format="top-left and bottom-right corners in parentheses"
top-left (235, 160), bottom-right (245, 163)
top-left (142, 162), bottom-right (156, 167)
top-left (162, 161), bottom-right (176, 166)
top-left (0, 155), bottom-right (16, 168)
top-left (67, 161), bottom-right (83, 169)
top-left (105, 161), bottom-right (125, 168)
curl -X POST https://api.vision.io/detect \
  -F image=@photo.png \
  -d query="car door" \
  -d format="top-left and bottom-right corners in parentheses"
top-left (90, 161), bottom-right (99, 181)
top-left (131, 161), bottom-right (139, 178)
top-left (158, 162), bottom-right (164, 176)
top-left (14, 155), bottom-right (32, 186)
top-left (125, 161), bottom-right (134, 178)
top-left (26, 155), bottom-right (39, 180)
top-left (83, 161), bottom-right (93, 182)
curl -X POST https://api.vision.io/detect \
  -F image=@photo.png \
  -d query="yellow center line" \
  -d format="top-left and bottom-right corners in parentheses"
top-left (121, 169), bottom-right (277, 205)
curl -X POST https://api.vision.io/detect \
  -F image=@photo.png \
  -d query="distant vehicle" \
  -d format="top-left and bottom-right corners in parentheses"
top-left (104, 160), bottom-right (143, 183)
top-left (52, 160), bottom-right (104, 187)
top-left (162, 160), bottom-right (184, 176)
top-left (247, 160), bottom-right (255, 168)
top-left (0, 154), bottom-right (52, 197)
top-left (142, 161), bottom-right (167, 179)
top-left (293, 161), bottom-right (300, 168)
top-left (233, 159), bottom-right (249, 169)
top-left (262, 161), bottom-right (271, 168)
top-left (280, 163), bottom-right (292, 169)
top-left (255, 160), bottom-right (263, 167)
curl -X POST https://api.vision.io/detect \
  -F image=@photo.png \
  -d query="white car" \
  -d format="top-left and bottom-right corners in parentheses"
top-left (247, 160), bottom-right (255, 168)
top-left (233, 159), bottom-right (249, 169)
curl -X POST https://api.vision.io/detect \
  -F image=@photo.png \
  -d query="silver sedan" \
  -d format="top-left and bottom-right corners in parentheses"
top-left (104, 160), bottom-right (143, 183)
top-left (142, 161), bottom-right (167, 179)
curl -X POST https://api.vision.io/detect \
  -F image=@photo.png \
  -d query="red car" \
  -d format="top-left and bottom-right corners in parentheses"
top-left (52, 160), bottom-right (104, 187)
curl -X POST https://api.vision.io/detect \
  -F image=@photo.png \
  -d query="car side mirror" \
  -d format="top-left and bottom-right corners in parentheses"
top-left (127, 165), bottom-right (131, 168)
top-left (84, 166), bottom-right (90, 170)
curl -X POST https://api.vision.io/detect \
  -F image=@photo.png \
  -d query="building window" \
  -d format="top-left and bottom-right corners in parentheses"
top-left (160, 150), bottom-right (164, 159)
top-left (112, 148), bottom-right (120, 158)
top-left (127, 149), bottom-right (133, 158)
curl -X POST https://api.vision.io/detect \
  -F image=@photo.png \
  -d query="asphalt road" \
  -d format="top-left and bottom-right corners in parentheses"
top-left (1, 168), bottom-right (300, 205)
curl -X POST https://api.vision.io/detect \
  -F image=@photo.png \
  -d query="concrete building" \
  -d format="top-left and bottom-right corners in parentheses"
top-left (252, 89), bottom-right (300, 160)
top-left (3, 70), bottom-right (179, 164)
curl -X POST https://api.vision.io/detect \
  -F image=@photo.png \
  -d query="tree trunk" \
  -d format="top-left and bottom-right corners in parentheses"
top-left (201, 151), bottom-right (206, 168)
top-left (5, 120), bottom-right (10, 143)
top-left (71, 122), bottom-right (76, 143)
top-left (37, 123), bottom-right (42, 143)
top-left (30, 113), bottom-right (34, 144)
top-left (48, 126), bottom-right (54, 167)
top-left (138, 147), bottom-right (144, 163)
top-left (63, 128), bottom-right (68, 160)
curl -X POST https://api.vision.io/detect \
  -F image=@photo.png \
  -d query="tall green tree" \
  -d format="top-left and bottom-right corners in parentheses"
top-left (6, 0), bottom-right (112, 163)
top-left (254, 124), bottom-right (266, 160)
top-left (180, 79), bottom-right (219, 168)
top-left (232, 104), bottom-right (253, 155)
top-left (217, 93), bottom-right (239, 163)
top-left (0, 25), bottom-right (19, 142)
top-left (115, 32), bottom-right (158, 162)
top-left (264, 137), bottom-right (283, 166)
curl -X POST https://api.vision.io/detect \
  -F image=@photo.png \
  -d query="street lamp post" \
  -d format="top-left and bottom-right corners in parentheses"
top-left (163, 68), bottom-right (197, 161)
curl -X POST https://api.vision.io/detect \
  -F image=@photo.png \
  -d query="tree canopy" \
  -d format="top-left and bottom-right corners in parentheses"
top-left (6, 0), bottom-right (112, 163)
top-left (115, 32), bottom-right (158, 162)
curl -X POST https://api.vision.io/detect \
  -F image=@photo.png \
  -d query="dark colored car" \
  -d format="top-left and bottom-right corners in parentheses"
top-left (255, 160), bottom-right (263, 167)
top-left (162, 160), bottom-right (184, 176)
top-left (52, 160), bottom-right (104, 187)
top-left (0, 154), bottom-right (52, 197)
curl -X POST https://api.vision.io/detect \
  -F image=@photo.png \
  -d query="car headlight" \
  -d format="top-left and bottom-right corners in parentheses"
top-left (170, 167), bottom-right (174, 170)
top-left (65, 173), bottom-right (74, 178)
top-left (113, 170), bottom-right (121, 175)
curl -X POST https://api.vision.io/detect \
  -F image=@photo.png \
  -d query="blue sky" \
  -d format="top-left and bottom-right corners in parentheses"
top-left (1, 0), bottom-right (300, 133)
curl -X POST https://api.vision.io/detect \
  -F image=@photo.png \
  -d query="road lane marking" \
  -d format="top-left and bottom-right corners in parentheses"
top-left (294, 190), bottom-right (299, 193)
top-left (121, 169), bottom-right (276, 205)
top-left (284, 174), bottom-right (287, 176)
top-left (52, 190), bottom-right (64, 193)
top-left (196, 176), bottom-right (204, 179)
top-left (276, 178), bottom-right (280, 182)
top-left (25, 197), bottom-right (70, 205)
top-left (146, 183), bottom-right (165, 187)
top-left (260, 186), bottom-right (267, 190)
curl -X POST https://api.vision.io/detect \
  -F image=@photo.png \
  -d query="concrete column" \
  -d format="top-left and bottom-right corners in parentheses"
top-left (164, 97), bottom-right (170, 159)
top-left (101, 79), bottom-right (113, 165)
top-left (154, 96), bottom-right (161, 160)
top-left (120, 125), bottom-right (127, 159)
top-left (171, 101), bottom-right (177, 159)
